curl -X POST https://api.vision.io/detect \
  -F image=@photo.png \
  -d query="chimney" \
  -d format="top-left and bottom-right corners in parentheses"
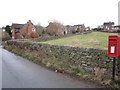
top-left (28, 20), bottom-right (31, 23)
top-left (27, 20), bottom-right (33, 25)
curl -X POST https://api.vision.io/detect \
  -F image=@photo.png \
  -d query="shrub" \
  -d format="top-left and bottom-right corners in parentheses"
top-left (41, 29), bottom-right (47, 34)
top-left (5, 25), bottom-right (12, 37)
top-left (0, 30), bottom-right (11, 41)
top-left (72, 31), bottom-right (77, 34)
top-left (76, 27), bottom-right (80, 32)
top-left (36, 25), bottom-right (46, 35)
top-left (93, 28), bottom-right (102, 31)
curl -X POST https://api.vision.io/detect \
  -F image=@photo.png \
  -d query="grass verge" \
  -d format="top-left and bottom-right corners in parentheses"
top-left (41, 32), bottom-right (117, 49)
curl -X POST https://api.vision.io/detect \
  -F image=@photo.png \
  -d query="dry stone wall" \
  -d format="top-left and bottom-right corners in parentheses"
top-left (6, 40), bottom-right (120, 84)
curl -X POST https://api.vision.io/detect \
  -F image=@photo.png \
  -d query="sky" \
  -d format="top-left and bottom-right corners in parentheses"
top-left (0, 0), bottom-right (119, 28)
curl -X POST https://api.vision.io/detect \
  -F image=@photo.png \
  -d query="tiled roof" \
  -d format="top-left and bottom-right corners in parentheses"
top-left (12, 24), bottom-right (27, 29)
top-left (104, 22), bottom-right (114, 25)
top-left (74, 24), bottom-right (84, 26)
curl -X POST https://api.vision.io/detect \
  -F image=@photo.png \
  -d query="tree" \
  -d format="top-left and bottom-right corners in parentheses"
top-left (46, 21), bottom-right (64, 36)
top-left (5, 25), bottom-right (12, 37)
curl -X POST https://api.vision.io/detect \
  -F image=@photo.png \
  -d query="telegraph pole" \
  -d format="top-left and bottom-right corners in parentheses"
top-left (118, 29), bottom-right (120, 80)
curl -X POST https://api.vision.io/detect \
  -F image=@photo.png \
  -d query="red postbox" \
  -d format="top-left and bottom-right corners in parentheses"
top-left (108, 35), bottom-right (120, 57)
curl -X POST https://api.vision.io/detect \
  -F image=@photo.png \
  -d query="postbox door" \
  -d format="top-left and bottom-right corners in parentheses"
top-left (108, 44), bottom-right (118, 57)
top-left (110, 45), bottom-right (115, 54)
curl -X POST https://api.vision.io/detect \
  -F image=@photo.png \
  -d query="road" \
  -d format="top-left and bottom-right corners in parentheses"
top-left (1, 48), bottom-right (102, 88)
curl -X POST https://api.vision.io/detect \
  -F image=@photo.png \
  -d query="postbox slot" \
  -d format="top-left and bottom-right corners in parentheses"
top-left (109, 39), bottom-right (117, 41)
top-left (110, 44), bottom-right (115, 45)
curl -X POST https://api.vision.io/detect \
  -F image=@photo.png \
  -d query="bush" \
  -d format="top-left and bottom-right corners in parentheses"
top-left (93, 28), bottom-right (102, 31)
top-left (5, 25), bottom-right (12, 37)
top-left (36, 25), bottom-right (46, 36)
top-left (0, 30), bottom-right (11, 41)
top-left (41, 29), bottom-right (47, 34)
top-left (76, 27), bottom-right (80, 32)
top-left (72, 31), bottom-right (77, 34)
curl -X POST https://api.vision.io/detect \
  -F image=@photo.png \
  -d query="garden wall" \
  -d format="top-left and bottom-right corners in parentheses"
top-left (5, 40), bottom-right (120, 85)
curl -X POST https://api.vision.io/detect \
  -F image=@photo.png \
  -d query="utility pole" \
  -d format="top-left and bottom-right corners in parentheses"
top-left (117, 31), bottom-right (120, 79)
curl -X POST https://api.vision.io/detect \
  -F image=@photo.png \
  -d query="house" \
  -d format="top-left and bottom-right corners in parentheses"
top-left (86, 27), bottom-right (90, 31)
top-left (74, 24), bottom-right (86, 32)
top-left (64, 25), bottom-right (75, 34)
top-left (65, 24), bottom-right (86, 34)
top-left (11, 20), bottom-right (39, 39)
top-left (102, 22), bottom-right (120, 32)
top-left (113, 25), bottom-right (120, 31)
top-left (65, 24), bottom-right (87, 34)
top-left (74, 24), bottom-right (85, 31)
top-left (103, 22), bottom-right (114, 31)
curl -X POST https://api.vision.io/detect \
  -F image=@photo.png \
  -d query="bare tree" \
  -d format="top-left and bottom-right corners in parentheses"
top-left (46, 20), bottom-right (64, 36)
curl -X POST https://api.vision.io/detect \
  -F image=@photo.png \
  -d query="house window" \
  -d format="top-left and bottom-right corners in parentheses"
top-left (32, 28), bottom-right (36, 32)
top-left (112, 27), bottom-right (115, 29)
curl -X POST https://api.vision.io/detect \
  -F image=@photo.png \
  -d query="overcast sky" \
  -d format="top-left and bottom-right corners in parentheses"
top-left (0, 0), bottom-right (119, 28)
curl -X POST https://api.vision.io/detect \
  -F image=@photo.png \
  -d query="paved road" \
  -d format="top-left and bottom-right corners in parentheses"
top-left (2, 48), bottom-right (102, 88)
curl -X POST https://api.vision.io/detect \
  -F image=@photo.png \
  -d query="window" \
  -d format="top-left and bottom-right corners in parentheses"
top-left (112, 27), bottom-right (115, 29)
top-left (32, 28), bottom-right (36, 32)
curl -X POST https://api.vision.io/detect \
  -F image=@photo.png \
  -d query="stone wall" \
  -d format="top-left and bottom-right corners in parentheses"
top-left (5, 40), bottom-right (120, 85)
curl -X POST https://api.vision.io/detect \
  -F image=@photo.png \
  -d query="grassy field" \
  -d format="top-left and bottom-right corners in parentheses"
top-left (41, 32), bottom-right (118, 49)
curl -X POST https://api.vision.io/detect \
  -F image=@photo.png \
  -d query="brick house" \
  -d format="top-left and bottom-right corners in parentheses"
top-left (12, 20), bottom-right (39, 39)
top-left (74, 24), bottom-right (86, 32)
top-left (102, 22), bottom-right (120, 31)
top-left (103, 22), bottom-right (114, 31)
top-left (65, 24), bottom-right (86, 34)
top-left (65, 25), bottom-right (75, 34)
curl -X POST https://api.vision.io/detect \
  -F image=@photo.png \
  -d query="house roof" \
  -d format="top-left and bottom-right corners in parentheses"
top-left (12, 24), bottom-right (27, 29)
top-left (104, 22), bottom-right (114, 26)
top-left (65, 25), bottom-right (73, 28)
top-left (74, 24), bottom-right (84, 26)
top-left (114, 25), bottom-right (120, 27)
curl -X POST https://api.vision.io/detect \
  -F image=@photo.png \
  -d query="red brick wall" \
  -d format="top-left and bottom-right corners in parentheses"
top-left (27, 21), bottom-right (39, 37)
top-left (13, 20), bottom-right (39, 39)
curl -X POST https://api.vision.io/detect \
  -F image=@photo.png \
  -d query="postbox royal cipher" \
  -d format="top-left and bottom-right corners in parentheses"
top-left (108, 35), bottom-right (120, 57)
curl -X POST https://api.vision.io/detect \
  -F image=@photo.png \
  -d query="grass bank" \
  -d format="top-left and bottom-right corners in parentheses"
top-left (41, 32), bottom-right (117, 49)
